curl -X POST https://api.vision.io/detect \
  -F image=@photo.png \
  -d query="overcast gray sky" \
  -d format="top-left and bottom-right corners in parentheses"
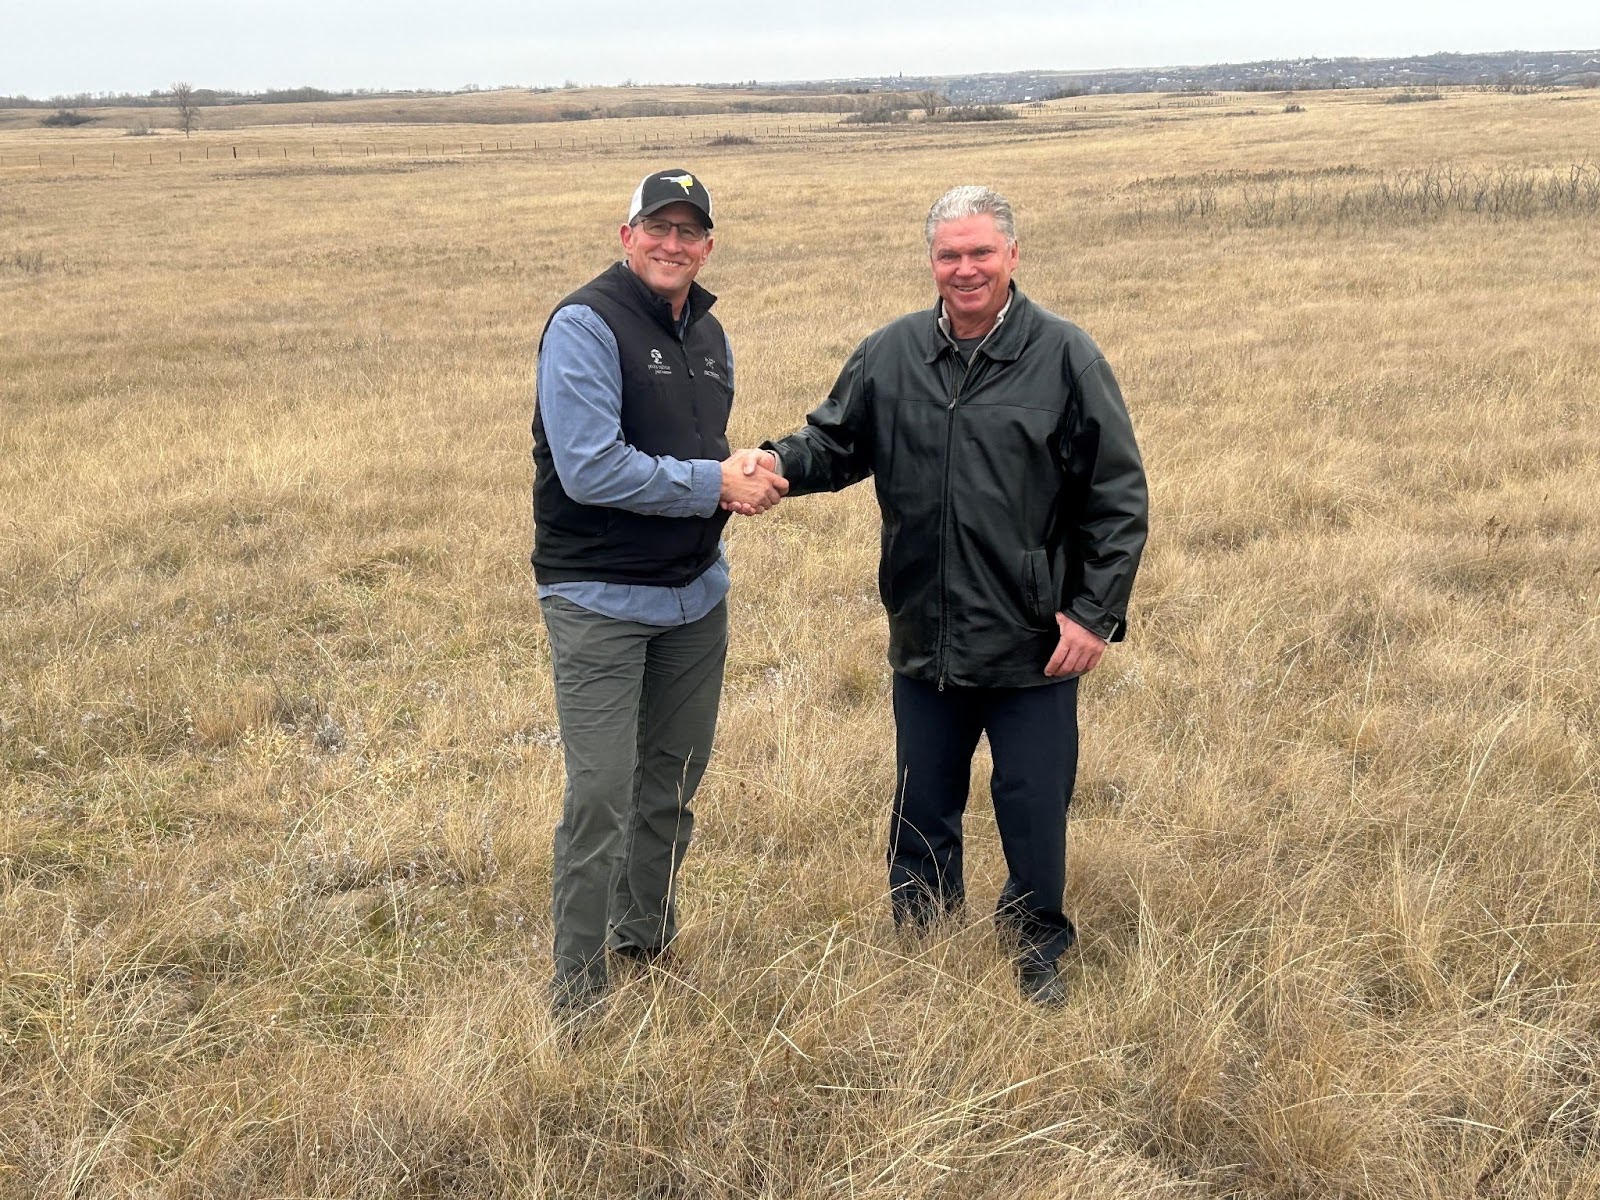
top-left (4, 0), bottom-right (1595, 98)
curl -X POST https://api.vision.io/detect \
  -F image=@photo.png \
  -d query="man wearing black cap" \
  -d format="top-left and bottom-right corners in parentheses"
top-left (532, 169), bottom-right (786, 1018)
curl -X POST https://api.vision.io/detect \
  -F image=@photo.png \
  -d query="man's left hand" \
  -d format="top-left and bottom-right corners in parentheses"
top-left (1045, 613), bottom-right (1107, 677)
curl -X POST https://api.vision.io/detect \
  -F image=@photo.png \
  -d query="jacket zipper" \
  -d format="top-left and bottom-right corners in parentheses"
top-left (937, 343), bottom-right (987, 690)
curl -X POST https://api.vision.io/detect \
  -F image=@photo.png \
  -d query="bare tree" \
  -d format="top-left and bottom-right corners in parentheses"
top-left (916, 90), bottom-right (946, 119)
top-left (171, 81), bottom-right (198, 138)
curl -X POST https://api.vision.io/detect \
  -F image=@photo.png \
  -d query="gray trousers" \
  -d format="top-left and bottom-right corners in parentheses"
top-left (540, 595), bottom-right (727, 996)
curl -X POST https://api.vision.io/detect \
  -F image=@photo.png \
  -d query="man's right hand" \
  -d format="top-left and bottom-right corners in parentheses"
top-left (735, 449), bottom-right (779, 477)
top-left (720, 452), bottom-right (788, 516)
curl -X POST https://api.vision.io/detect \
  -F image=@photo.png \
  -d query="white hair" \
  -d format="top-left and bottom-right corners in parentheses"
top-left (924, 185), bottom-right (1017, 247)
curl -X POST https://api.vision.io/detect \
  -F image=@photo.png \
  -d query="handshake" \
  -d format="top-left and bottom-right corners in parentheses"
top-left (718, 449), bottom-right (786, 516)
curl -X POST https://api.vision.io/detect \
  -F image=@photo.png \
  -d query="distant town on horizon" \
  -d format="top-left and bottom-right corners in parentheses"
top-left (781, 46), bottom-right (1600, 104)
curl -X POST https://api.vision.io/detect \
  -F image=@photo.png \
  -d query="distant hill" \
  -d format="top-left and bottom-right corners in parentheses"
top-left (763, 48), bottom-right (1600, 104)
top-left (5, 48), bottom-right (1596, 116)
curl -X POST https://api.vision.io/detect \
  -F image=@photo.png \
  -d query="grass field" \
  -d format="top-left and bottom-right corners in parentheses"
top-left (2, 85), bottom-right (1598, 1197)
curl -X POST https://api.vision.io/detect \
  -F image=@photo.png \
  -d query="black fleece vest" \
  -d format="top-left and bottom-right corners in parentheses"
top-left (531, 262), bottom-right (732, 586)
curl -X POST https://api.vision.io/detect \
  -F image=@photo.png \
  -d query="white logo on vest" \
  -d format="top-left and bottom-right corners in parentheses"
top-left (647, 348), bottom-right (673, 377)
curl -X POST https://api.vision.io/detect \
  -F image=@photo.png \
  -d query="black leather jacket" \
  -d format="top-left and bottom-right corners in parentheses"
top-left (767, 288), bottom-right (1148, 689)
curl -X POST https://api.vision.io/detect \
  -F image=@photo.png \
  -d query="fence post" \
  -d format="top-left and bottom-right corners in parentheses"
top-left (233, 146), bottom-right (237, 158)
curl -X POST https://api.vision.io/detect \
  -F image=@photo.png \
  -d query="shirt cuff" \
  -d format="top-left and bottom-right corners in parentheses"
top-left (689, 459), bottom-right (723, 517)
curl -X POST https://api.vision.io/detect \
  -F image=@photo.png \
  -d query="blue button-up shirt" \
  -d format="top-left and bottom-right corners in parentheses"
top-left (534, 299), bottom-right (733, 626)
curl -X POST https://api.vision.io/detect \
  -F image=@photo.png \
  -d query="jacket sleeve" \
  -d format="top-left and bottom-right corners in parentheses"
top-left (761, 338), bottom-right (875, 497)
top-left (1058, 356), bottom-right (1148, 642)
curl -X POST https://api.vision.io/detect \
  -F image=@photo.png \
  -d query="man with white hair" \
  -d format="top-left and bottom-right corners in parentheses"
top-left (743, 185), bottom-right (1148, 1005)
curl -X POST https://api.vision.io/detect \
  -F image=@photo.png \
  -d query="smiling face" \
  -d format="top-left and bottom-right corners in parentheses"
top-left (619, 201), bottom-right (713, 315)
top-left (929, 214), bottom-right (1019, 339)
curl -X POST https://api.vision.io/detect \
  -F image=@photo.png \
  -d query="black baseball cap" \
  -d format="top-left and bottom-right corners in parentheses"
top-left (627, 168), bottom-right (714, 230)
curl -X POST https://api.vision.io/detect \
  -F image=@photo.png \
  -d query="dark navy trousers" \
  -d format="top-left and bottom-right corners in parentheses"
top-left (889, 672), bottom-right (1079, 966)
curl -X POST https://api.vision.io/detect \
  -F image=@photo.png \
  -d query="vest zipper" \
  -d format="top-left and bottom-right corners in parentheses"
top-left (936, 343), bottom-right (988, 691)
top-left (672, 323), bottom-right (714, 445)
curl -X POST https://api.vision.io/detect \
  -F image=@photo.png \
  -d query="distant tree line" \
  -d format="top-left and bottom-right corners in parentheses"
top-left (2, 86), bottom-right (907, 124)
top-left (0, 85), bottom-right (469, 109)
top-left (843, 96), bottom-right (1016, 124)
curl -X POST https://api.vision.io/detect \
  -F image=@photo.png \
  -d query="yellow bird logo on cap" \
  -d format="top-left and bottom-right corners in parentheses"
top-left (663, 173), bottom-right (696, 191)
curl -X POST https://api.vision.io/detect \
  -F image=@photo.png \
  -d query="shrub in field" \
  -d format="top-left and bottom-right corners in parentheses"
top-left (705, 134), bottom-right (753, 146)
top-left (2, 249), bottom-right (48, 275)
top-left (1284, 103), bottom-right (1306, 114)
top-left (1335, 162), bottom-right (1600, 221)
top-left (1386, 90), bottom-right (1444, 104)
top-left (40, 108), bottom-right (95, 127)
top-left (1125, 162), bottom-right (1600, 229)
top-left (937, 104), bottom-right (1016, 122)
top-left (842, 99), bottom-right (908, 124)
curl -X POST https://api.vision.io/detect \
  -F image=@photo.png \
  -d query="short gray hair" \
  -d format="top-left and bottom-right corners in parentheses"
top-left (924, 185), bottom-right (1017, 248)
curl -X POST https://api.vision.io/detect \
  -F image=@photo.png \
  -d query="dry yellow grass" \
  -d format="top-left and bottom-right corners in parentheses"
top-left (2, 86), bottom-right (1598, 1197)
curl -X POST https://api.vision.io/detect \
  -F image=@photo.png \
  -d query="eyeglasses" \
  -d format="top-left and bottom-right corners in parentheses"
top-left (634, 217), bottom-right (709, 243)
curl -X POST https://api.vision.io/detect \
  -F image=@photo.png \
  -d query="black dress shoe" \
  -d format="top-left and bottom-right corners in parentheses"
top-left (1018, 960), bottom-right (1068, 1007)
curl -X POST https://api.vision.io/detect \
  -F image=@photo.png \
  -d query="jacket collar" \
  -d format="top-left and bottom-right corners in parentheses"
top-left (923, 283), bottom-right (1028, 364)
top-left (611, 260), bottom-right (717, 338)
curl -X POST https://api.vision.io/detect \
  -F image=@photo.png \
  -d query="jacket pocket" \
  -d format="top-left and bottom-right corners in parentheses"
top-left (878, 527), bottom-right (899, 612)
top-left (1022, 547), bottom-right (1055, 629)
